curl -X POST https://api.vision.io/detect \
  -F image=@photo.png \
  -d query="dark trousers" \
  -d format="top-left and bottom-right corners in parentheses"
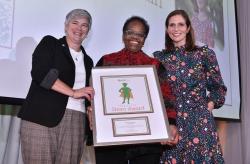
top-left (95, 144), bottom-right (161, 164)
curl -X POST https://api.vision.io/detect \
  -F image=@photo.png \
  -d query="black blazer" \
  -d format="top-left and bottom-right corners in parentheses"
top-left (18, 35), bottom-right (93, 127)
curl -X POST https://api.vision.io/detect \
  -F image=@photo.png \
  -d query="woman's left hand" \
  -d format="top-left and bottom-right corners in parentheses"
top-left (161, 125), bottom-right (179, 146)
top-left (207, 101), bottom-right (215, 112)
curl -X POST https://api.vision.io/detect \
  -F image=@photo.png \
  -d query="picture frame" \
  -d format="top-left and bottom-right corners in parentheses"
top-left (91, 65), bottom-right (171, 146)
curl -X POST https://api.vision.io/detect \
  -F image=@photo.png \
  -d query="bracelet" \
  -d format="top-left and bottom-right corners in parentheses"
top-left (71, 90), bottom-right (75, 98)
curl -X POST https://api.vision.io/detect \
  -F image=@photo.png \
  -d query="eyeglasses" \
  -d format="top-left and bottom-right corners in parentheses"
top-left (124, 30), bottom-right (146, 39)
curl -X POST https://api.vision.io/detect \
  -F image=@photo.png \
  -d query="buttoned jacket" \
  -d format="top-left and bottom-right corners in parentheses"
top-left (18, 35), bottom-right (93, 127)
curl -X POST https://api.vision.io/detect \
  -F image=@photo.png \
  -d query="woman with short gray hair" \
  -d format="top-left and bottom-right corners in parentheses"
top-left (18, 8), bottom-right (94, 164)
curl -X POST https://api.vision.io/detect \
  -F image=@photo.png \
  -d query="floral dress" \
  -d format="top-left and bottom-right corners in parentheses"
top-left (154, 46), bottom-right (227, 164)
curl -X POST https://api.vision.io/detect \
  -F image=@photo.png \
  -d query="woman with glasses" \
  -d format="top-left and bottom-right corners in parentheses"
top-left (90, 16), bottom-right (179, 164)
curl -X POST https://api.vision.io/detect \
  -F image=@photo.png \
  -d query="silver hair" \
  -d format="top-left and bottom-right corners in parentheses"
top-left (65, 9), bottom-right (92, 29)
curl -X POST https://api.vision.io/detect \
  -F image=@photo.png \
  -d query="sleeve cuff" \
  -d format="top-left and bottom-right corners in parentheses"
top-left (40, 69), bottom-right (59, 89)
top-left (168, 118), bottom-right (176, 125)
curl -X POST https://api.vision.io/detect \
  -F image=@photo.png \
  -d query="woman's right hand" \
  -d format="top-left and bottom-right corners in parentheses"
top-left (73, 86), bottom-right (94, 101)
top-left (87, 106), bottom-right (93, 130)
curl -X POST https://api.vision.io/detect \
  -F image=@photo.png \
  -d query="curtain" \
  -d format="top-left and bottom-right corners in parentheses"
top-left (0, 105), bottom-right (23, 164)
top-left (235, 0), bottom-right (250, 163)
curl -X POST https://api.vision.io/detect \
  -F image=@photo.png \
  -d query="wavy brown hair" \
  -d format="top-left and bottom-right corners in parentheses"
top-left (165, 10), bottom-right (196, 51)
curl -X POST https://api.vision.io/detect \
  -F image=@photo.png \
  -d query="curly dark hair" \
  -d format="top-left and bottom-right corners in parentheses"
top-left (122, 16), bottom-right (150, 38)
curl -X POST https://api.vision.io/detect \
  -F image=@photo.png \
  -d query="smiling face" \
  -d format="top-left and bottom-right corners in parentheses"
top-left (123, 20), bottom-right (146, 53)
top-left (65, 16), bottom-right (90, 50)
top-left (166, 14), bottom-right (190, 47)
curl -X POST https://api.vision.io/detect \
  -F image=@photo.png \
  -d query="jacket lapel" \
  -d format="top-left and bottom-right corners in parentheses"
top-left (58, 36), bottom-right (75, 66)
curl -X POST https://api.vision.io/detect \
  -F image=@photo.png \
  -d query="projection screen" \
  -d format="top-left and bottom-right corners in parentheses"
top-left (0, 0), bottom-right (240, 119)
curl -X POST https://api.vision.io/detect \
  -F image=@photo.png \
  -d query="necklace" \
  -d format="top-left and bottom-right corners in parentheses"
top-left (69, 48), bottom-right (82, 62)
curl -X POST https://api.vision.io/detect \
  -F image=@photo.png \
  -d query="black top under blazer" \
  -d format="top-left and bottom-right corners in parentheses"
top-left (18, 35), bottom-right (93, 127)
